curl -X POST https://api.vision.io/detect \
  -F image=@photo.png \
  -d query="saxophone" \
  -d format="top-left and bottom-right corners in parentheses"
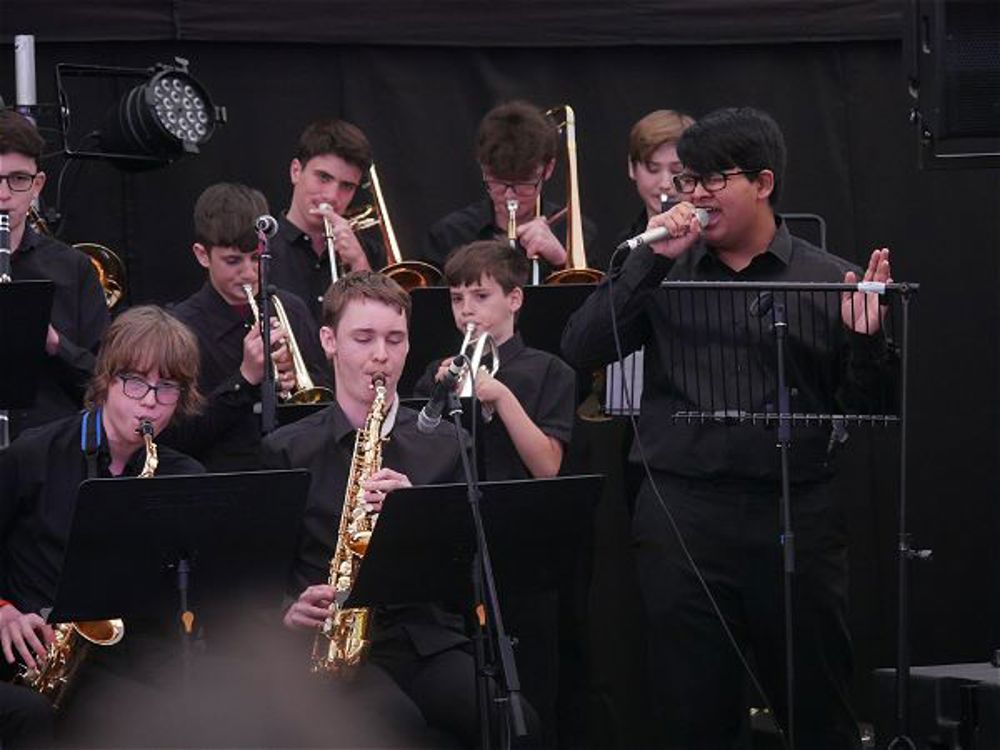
top-left (13, 420), bottom-right (154, 708)
top-left (311, 377), bottom-right (388, 675)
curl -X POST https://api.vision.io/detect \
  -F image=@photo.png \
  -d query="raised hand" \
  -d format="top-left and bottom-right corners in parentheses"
top-left (841, 247), bottom-right (891, 335)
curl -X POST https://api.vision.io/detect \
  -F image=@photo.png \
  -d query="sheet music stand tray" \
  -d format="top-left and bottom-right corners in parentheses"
top-left (344, 474), bottom-right (603, 612)
top-left (50, 469), bottom-right (310, 625)
top-left (0, 280), bottom-right (53, 409)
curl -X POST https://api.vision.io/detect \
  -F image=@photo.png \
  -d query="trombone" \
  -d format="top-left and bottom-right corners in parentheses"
top-left (243, 284), bottom-right (333, 404)
top-left (326, 165), bottom-right (441, 290)
top-left (542, 104), bottom-right (604, 285)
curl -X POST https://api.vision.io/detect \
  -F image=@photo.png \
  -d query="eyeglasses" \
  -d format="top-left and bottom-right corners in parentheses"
top-left (118, 374), bottom-right (182, 405)
top-left (672, 170), bottom-right (760, 194)
top-left (482, 174), bottom-right (543, 198)
top-left (0, 173), bottom-right (38, 193)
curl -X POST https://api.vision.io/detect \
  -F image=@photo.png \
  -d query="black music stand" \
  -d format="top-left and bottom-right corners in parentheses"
top-left (0, 280), bottom-right (53, 406)
top-left (644, 279), bottom-right (914, 749)
top-left (0, 280), bottom-right (53, 448)
top-left (344, 474), bottom-right (604, 745)
top-left (49, 470), bottom-right (309, 683)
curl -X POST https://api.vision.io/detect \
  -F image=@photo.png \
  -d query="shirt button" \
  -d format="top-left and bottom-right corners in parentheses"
top-left (317, 296), bottom-right (324, 303)
top-left (314, 262), bottom-right (321, 270)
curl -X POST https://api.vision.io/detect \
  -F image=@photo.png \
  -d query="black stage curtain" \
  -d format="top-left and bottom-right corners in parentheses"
top-left (1, 1), bottom-right (902, 44)
top-left (1, 9), bottom-right (998, 740)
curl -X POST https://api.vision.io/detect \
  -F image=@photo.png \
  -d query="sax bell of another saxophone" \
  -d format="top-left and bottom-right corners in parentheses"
top-left (12, 418), bottom-right (152, 708)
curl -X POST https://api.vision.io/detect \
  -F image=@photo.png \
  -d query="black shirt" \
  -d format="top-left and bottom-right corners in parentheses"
top-left (8, 228), bottom-right (110, 438)
top-left (415, 333), bottom-right (576, 481)
top-left (421, 197), bottom-right (601, 278)
top-left (561, 219), bottom-right (890, 484)
top-left (165, 282), bottom-right (332, 470)
top-left (268, 214), bottom-right (386, 324)
top-left (261, 400), bottom-right (468, 656)
top-left (0, 412), bottom-right (204, 615)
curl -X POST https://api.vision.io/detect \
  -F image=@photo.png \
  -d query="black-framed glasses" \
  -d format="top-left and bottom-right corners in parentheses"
top-left (672, 169), bottom-right (760, 194)
top-left (118, 373), bottom-right (182, 405)
top-left (0, 172), bottom-right (38, 192)
top-left (482, 174), bottom-right (543, 198)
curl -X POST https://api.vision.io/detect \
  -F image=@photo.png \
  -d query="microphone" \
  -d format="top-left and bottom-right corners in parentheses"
top-left (417, 355), bottom-right (467, 434)
top-left (255, 214), bottom-right (279, 238)
top-left (617, 208), bottom-right (709, 252)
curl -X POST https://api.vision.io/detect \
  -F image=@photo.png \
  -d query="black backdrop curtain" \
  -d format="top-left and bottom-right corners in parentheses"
top-left (2, 1), bottom-right (999, 740)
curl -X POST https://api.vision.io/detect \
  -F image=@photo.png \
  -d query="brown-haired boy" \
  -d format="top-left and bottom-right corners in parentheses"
top-left (268, 119), bottom-right (386, 323)
top-left (422, 100), bottom-right (600, 278)
top-left (168, 182), bottom-right (330, 470)
top-left (415, 239), bottom-right (576, 742)
top-left (0, 305), bottom-right (204, 747)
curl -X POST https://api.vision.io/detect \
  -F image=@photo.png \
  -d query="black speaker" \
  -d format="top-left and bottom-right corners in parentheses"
top-left (874, 663), bottom-right (1000, 749)
top-left (905, 0), bottom-right (1000, 169)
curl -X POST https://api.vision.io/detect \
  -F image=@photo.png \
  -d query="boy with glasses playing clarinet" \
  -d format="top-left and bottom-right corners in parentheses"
top-left (0, 109), bottom-right (108, 441)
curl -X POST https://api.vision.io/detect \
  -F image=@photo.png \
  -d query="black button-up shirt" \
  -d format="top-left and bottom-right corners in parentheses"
top-left (562, 219), bottom-right (891, 484)
top-left (8, 228), bottom-right (110, 438)
top-left (261, 400), bottom-right (469, 656)
top-left (166, 282), bottom-right (332, 470)
top-left (0, 413), bottom-right (204, 615)
top-left (415, 333), bottom-right (576, 481)
top-left (267, 215), bottom-right (386, 324)
top-left (421, 197), bottom-right (601, 277)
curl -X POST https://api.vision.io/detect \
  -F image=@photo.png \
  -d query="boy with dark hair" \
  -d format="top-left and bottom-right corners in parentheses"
top-left (269, 119), bottom-right (386, 322)
top-left (416, 240), bottom-right (576, 742)
top-left (0, 306), bottom-right (204, 747)
top-left (563, 106), bottom-right (892, 749)
top-left (0, 109), bottom-right (109, 439)
top-left (168, 182), bottom-right (330, 470)
top-left (422, 100), bottom-right (599, 277)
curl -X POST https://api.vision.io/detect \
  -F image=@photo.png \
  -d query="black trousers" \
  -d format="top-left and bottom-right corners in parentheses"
top-left (632, 473), bottom-right (860, 750)
top-left (0, 682), bottom-right (53, 749)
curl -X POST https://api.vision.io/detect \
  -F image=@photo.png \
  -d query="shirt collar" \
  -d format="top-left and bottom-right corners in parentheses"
top-left (194, 281), bottom-right (251, 340)
top-left (694, 214), bottom-right (792, 271)
top-left (278, 213), bottom-right (313, 246)
top-left (16, 225), bottom-right (41, 255)
top-left (498, 331), bottom-right (525, 363)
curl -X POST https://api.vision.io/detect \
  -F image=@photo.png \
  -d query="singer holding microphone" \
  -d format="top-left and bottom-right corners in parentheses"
top-left (267, 119), bottom-right (386, 324)
top-left (261, 271), bottom-right (535, 747)
top-left (0, 110), bottom-right (109, 441)
top-left (562, 107), bottom-right (892, 749)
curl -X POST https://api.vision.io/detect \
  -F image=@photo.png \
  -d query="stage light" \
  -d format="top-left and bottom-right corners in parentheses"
top-left (56, 57), bottom-right (227, 167)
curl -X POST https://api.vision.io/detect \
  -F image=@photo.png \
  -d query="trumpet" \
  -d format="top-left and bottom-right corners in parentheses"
top-left (456, 322), bottom-right (500, 422)
top-left (243, 284), bottom-right (334, 404)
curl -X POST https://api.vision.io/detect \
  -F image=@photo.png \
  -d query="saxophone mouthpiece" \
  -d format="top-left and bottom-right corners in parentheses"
top-left (370, 374), bottom-right (386, 389)
top-left (137, 419), bottom-right (154, 438)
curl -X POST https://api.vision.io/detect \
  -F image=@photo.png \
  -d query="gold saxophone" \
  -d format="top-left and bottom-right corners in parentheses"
top-left (13, 420), bottom-right (155, 708)
top-left (311, 377), bottom-right (388, 675)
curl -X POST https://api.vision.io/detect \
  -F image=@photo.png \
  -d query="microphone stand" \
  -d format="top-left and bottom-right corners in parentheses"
top-left (257, 230), bottom-right (276, 435)
top-left (447, 386), bottom-right (528, 749)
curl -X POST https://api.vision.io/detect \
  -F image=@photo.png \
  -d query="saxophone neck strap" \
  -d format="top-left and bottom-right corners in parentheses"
top-left (80, 408), bottom-right (103, 479)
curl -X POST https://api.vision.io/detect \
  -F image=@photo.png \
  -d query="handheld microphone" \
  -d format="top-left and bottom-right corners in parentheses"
top-left (0, 211), bottom-right (11, 283)
top-left (417, 355), bottom-right (467, 434)
top-left (617, 208), bottom-right (710, 252)
top-left (255, 214), bottom-right (279, 238)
